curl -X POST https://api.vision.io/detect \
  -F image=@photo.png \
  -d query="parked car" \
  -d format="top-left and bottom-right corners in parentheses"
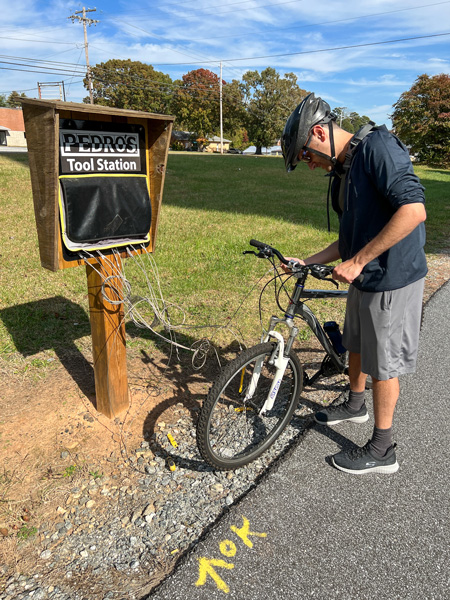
top-left (227, 148), bottom-right (243, 154)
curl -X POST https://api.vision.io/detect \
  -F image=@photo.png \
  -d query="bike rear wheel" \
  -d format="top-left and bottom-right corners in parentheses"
top-left (196, 342), bottom-right (303, 470)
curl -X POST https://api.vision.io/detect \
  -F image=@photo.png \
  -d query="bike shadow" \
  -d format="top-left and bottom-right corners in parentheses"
top-left (139, 340), bottom-right (243, 475)
top-left (297, 376), bottom-right (348, 412)
top-left (138, 338), bottom-right (353, 475)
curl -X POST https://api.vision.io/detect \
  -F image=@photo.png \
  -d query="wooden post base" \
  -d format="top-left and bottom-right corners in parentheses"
top-left (86, 256), bottom-right (129, 418)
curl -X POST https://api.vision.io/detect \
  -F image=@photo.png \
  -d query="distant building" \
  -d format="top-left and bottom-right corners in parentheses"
top-left (171, 130), bottom-right (194, 150)
top-left (269, 145), bottom-right (282, 155)
top-left (171, 131), bottom-right (232, 152)
top-left (205, 136), bottom-right (231, 153)
top-left (0, 108), bottom-right (26, 147)
top-left (242, 139), bottom-right (282, 156)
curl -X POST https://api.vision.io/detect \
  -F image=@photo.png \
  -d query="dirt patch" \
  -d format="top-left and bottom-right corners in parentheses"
top-left (0, 251), bottom-right (448, 578)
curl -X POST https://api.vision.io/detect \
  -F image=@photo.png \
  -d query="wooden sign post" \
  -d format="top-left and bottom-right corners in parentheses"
top-left (86, 256), bottom-right (128, 418)
top-left (21, 99), bottom-right (175, 418)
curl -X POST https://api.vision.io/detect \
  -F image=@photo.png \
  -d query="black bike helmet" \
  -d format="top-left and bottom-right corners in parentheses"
top-left (282, 92), bottom-right (336, 172)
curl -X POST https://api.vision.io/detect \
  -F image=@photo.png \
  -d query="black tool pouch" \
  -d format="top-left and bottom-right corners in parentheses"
top-left (58, 174), bottom-right (151, 251)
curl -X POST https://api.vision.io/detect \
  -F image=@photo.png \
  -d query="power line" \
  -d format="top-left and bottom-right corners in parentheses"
top-left (113, 20), bottom-right (244, 80)
top-left (3, 29), bottom-right (449, 75)
top-left (0, 35), bottom-right (76, 45)
top-left (182, 0), bottom-right (450, 41)
top-left (0, 63), bottom-right (85, 75)
top-left (102, 0), bottom-right (302, 18)
top-left (147, 31), bottom-right (450, 65)
top-left (0, 54), bottom-right (89, 69)
top-left (161, 0), bottom-right (304, 16)
top-left (2, 29), bottom-right (449, 89)
top-left (0, 55), bottom-right (225, 94)
top-left (64, 48), bottom-right (86, 99)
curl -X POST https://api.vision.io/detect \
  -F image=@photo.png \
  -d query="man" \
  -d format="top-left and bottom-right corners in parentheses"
top-left (281, 93), bottom-right (427, 475)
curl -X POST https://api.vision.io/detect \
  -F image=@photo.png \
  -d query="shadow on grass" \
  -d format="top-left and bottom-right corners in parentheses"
top-left (0, 295), bottom-right (96, 405)
top-left (0, 150), bottom-right (29, 166)
top-left (163, 154), bottom-right (337, 230)
top-left (163, 155), bottom-right (450, 254)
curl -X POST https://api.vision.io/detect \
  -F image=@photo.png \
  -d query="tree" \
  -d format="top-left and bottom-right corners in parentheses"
top-left (222, 79), bottom-right (246, 140)
top-left (0, 94), bottom-right (7, 107)
top-left (171, 69), bottom-right (222, 137)
top-left (240, 68), bottom-right (307, 154)
top-left (229, 127), bottom-right (249, 150)
top-left (333, 107), bottom-right (371, 133)
top-left (392, 73), bottom-right (450, 166)
top-left (85, 59), bottom-right (173, 114)
top-left (7, 91), bottom-right (27, 108)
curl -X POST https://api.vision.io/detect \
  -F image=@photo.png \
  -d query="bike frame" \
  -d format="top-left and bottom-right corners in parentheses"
top-left (250, 270), bottom-right (349, 414)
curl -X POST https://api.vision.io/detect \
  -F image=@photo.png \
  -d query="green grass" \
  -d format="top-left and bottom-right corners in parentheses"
top-left (17, 524), bottom-right (38, 540)
top-left (0, 152), bottom-right (449, 379)
top-left (411, 165), bottom-right (450, 249)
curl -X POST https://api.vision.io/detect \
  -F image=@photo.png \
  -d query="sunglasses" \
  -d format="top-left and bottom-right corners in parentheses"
top-left (299, 148), bottom-right (312, 163)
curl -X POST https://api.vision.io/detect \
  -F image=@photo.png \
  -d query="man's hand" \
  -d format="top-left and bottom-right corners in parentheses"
top-left (281, 257), bottom-right (306, 273)
top-left (332, 259), bottom-right (363, 284)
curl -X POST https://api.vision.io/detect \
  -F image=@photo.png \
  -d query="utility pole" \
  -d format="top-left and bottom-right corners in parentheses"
top-left (219, 62), bottom-right (223, 155)
top-left (68, 7), bottom-right (99, 105)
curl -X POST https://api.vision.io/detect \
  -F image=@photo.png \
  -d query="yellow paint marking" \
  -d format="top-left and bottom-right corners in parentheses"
top-left (238, 367), bottom-right (246, 393)
top-left (167, 433), bottom-right (178, 448)
top-left (195, 557), bottom-right (234, 594)
top-left (219, 540), bottom-right (237, 558)
top-left (230, 516), bottom-right (267, 549)
top-left (234, 407), bottom-right (252, 413)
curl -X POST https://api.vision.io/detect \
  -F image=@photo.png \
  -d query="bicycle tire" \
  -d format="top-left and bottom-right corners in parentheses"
top-left (196, 342), bottom-right (303, 470)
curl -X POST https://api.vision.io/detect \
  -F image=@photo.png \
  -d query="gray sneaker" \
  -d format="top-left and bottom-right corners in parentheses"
top-left (314, 400), bottom-right (369, 426)
top-left (332, 442), bottom-right (399, 475)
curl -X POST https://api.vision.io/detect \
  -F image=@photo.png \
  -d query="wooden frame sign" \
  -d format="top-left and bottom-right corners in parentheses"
top-left (21, 99), bottom-right (175, 418)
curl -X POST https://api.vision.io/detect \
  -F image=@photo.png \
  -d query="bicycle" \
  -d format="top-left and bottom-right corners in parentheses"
top-left (196, 239), bottom-right (360, 471)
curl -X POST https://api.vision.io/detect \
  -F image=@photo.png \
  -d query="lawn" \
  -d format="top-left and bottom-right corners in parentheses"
top-left (0, 152), bottom-right (449, 379)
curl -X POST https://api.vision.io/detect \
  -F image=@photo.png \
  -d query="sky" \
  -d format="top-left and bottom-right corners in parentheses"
top-left (1, 0), bottom-right (450, 127)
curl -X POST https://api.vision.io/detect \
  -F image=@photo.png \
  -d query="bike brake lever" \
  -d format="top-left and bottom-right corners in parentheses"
top-left (243, 250), bottom-right (270, 259)
top-left (323, 277), bottom-right (339, 288)
top-left (309, 264), bottom-right (340, 287)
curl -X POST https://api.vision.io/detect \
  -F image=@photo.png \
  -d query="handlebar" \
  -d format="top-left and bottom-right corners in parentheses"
top-left (249, 239), bottom-right (289, 265)
top-left (247, 239), bottom-right (364, 284)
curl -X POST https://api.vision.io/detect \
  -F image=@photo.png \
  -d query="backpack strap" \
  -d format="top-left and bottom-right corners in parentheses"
top-left (342, 121), bottom-right (376, 172)
top-left (326, 121), bottom-right (376, 230)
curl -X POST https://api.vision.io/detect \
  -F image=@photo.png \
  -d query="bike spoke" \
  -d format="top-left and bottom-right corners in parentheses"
top-left (206, 352), bottom-right (296, 462)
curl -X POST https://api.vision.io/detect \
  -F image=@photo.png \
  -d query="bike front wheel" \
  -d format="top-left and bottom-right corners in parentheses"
top-left (196, 342), bottom-right (303, 470)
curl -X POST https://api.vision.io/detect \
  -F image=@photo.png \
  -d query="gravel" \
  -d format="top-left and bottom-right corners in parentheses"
top-left (0, 395), bottom-right (328, 600)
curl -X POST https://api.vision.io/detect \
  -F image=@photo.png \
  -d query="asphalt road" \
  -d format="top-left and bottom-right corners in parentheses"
top-left (149, 281), bottom-right (450, 600)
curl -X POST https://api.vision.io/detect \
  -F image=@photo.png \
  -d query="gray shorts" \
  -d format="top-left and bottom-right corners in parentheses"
top-left (342, 278), bottom-right (425, 381)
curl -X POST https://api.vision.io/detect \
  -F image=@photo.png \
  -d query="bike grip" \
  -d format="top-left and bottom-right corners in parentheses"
top-left (249, 239), bottom-right (266, 249)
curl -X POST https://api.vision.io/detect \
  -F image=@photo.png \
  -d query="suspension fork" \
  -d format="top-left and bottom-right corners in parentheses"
top-left (243, 278), bottom-right (304, 412)
top-left (243, 316), bottom-right (298, 415)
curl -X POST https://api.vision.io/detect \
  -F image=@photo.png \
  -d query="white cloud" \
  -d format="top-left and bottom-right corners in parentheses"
top-left (1, 0), bottom-right (449, 127)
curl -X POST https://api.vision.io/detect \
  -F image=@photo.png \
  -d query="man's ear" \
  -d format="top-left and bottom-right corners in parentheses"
top-left (311, 124), bottom-right (326, 142)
